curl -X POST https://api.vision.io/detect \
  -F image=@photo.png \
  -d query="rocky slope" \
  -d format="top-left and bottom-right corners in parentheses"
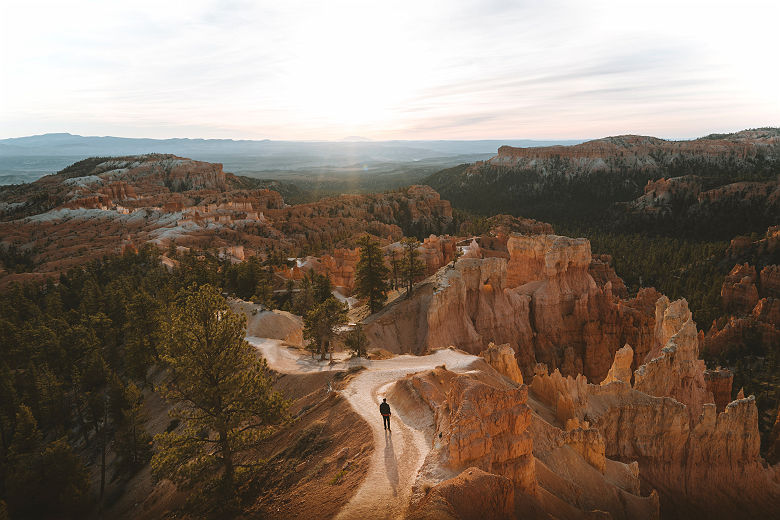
top-left (700, 228), bottom-right (780, 452)
top-left (385, 256), bottom-right (779, 518)
top-left (0, 155), bottom-right (453, 286)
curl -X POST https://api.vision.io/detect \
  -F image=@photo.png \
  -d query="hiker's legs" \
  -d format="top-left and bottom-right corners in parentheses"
top-left (383, 415), bottom-right (390, 430)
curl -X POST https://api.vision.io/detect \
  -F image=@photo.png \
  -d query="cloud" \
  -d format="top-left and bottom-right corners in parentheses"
top-left (1, 0), bottom-right (778, 139)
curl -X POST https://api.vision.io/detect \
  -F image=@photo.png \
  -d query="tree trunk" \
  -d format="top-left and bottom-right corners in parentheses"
top-left (219, 428), bottom-right (234, 492)
top-left (99, 391), bottom-right (108, 512)
top-left (319, 339), bottom-right (327, 361)
top-left (72, 383), bottom-right (90, 445)
top-left (130, 412), bottom-right (138, 465)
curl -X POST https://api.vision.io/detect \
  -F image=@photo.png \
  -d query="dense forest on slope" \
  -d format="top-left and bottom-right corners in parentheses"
top-left (425, 129), bottom-right (780, 242)
top-left (0, 246), bottom-right (300, 518)
top-left (426, 161), bottom-right (778, 241)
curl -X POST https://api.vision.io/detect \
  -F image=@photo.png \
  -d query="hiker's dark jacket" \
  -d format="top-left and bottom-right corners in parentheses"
top-left (379, 402), bottom-right (391, 416)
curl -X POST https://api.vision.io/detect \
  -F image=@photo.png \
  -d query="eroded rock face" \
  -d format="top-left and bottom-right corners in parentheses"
top-left (397, 367), bottom-right (536, 496)
top-left (634, 314), bottom-right (711, 421)
top-left (0, 154), bottom-right (455, 287)
top-left (702, 315), bottom-right (780, 358)
top-left (505, 234), bottom-right (592, 287)
top-left (481, 343), bottom-right (523, 385)
top-left (752, 297), bottom-right (780, 327)
top-left (760, 265), bottom-right (780, 297)
top-left (768, 407), bottom-right (780, 465)
top-left (488, 132), bottom-right (780, 172)
top-left (406, 467), bottom-right (515, 520)
top-left (601, 344), bottom-right (633, 385)
top-left (398, 361), bottom-right (659, 520)
top-left (364, 257), bottom-right (531, 357)
top-left (529, 303), bottom-right (780, 520)
top-left (703, 368), bottom-right (733, 413)
top-left (318, 248), bottom-right (360, 291)
top-left (589, 254), bottom-right (628, 299)
top-left (442, 377), bottom-right (535, 494)
top-left (721, 263), bottom-right (760, 314)
top-left (651, 296), bottom-right (692, 360)
top-left (365, 234), bottom-right (656, 383)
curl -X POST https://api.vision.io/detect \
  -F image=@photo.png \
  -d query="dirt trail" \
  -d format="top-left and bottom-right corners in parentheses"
top-left (247, 337), bottom-right (479, 520)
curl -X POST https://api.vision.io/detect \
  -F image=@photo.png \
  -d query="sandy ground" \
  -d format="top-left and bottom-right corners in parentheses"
top-left (248, 337), bottom-right (480, 520)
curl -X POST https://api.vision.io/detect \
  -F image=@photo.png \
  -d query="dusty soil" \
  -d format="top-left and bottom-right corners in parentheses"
top-left (248, 388), bottom-right (373, 520)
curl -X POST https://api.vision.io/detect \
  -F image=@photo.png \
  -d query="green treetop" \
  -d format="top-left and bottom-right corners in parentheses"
top-left (355, 236), bottom-right (390, 313)
top-left (401, 237), bottom-right (426, 297)
top-left (151, 284), bottom-right (288, 504)
top-left (303, 297), bottom-right (349, 361)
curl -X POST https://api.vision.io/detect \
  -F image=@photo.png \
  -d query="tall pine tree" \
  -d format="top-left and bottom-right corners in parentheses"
top-left (355, 236), bottom-right (390, 313)
top-left (152, 284), bottom-right (288, 502)
top-left (401, 237), bottom-right (426, 297)
top-left (303, 297), bottom-right (348, 361)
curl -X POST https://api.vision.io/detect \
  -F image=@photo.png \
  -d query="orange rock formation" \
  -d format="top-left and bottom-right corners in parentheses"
top-left (364, 234), bottom-right (656, 383)
top-left (529, 302), bottom-right (780, 519)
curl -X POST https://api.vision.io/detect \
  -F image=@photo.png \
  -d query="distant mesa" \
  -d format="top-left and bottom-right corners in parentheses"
top-left (424, 127), bottom-right (780, 240)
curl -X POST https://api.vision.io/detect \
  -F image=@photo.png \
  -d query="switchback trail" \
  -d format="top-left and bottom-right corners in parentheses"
top-left (246, 337), bottom-right (479, 520)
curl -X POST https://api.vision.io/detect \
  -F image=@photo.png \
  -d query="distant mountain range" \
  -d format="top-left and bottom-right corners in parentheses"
top-left (0, 132), bottom-right (583, 157)
top-left (0, 133), bottom-right (584, 186)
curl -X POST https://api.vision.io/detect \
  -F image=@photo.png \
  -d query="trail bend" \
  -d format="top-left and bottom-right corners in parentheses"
top-left (246, 337), bottom-right (479, 520)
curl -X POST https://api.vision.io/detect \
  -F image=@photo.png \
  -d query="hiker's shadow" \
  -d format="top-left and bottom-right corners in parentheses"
top-left (384, 430), bottom-right (399, 495)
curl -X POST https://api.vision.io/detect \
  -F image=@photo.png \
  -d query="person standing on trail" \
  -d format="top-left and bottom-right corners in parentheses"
top-left (380, 398), bottom-right (391, 431)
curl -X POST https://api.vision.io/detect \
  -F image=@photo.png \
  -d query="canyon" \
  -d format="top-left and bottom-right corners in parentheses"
top-left (1, 152), bottom-right (778, 519)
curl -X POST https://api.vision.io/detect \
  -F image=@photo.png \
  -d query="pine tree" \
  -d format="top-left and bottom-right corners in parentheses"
top-left (312, 271), bottom-right (333, 303)
top-left (8, 405), bottom-right (41, 456)
top-left (344, 324), bottom-right (369, 358)
top-left (401, 237), bottom-right (426, 297)
top-left (152, 284), bottom-right (288, 501)
top-left (112, 382), bottom-right (152, 473)
top-left (124, 289), bottom-right (164, 382)
top-left (251, 273), bottom-right (275, 309)
top-left (6, 406), bottom-right (89, 518)
top-left (281, 278), bottom-right (296, 311)
top-left (0, 362), bottom-right (18, 454)
top-left (303, 297), bottom-right (349, 361)
top-left (390, 249), bottom-right (401, 290)
top-left (292, 273), bottom-right (316, 315)
top-left (355, 236), bottom-right (390, 313)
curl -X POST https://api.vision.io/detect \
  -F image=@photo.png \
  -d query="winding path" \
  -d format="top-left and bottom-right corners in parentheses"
top-left (246, 337), bottom-right (479, 520)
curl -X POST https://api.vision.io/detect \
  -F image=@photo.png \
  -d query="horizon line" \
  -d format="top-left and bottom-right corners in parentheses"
top-left (2, 125), bottom-right (779, 144)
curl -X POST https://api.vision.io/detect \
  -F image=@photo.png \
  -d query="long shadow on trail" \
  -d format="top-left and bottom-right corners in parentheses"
top-left (384, 430), bottom-right (399, 496)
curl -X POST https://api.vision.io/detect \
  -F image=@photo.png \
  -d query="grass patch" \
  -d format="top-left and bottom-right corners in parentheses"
top-left (329, 467), bottom-right (349, 485)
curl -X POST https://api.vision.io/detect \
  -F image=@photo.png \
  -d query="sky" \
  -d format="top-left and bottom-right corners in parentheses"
top-left (1, 0), bottom-right (779, 141)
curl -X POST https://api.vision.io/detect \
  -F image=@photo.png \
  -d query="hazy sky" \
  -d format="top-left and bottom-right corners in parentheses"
top-left (1, 0), bottom-right (778, 140)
